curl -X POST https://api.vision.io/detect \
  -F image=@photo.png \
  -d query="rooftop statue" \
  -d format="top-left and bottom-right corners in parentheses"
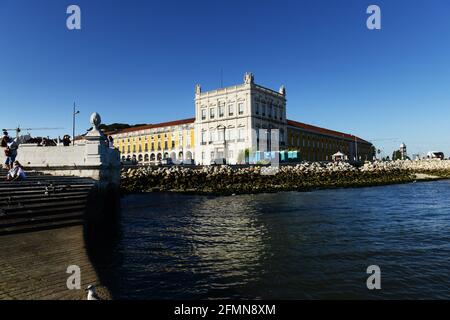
top-left (195, 84), bottom-right (202, 95)
top-left (244, 72), bottom-right (254, 84)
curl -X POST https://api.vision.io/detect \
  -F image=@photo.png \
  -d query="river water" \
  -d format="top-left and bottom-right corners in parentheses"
top-left (99, 180), bottom-right (450, 299)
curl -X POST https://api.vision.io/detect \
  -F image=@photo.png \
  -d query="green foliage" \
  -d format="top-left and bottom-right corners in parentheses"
top-left (99, 123), bottom-right (148, 133)
top-left (392, 150), bottom-right (402, 161)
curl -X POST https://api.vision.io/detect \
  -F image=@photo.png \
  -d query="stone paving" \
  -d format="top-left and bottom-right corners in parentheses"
top-left (0, 225), bottom-right (110, 300)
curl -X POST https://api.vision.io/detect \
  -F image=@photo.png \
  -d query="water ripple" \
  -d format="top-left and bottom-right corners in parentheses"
top-left (99, 180), bottom-right (450, 299)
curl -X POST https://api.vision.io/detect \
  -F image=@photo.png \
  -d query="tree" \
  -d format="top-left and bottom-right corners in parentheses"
top-left (392, 150), bottom-right (402, 161)
top-left (370, 145), bottom-right (377, 160)
top-left (99, 123), bottom-right (148, 132)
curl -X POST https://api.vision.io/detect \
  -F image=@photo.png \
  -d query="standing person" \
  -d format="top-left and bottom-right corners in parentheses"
top-left (4, 136), bottom-right (18, 170)
top-left (1, 130), bottom-right (9, 169)
top-left (108, 135), bottom-right (114, 149)
top-left (6, 161), bottom-right (26, 181)
top-left (62, 135), bottom-right (71, 146)
top-left (1, 130), bottom-right (8, 148)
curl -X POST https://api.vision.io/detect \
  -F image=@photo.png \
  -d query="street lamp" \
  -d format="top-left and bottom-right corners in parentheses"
top-left (73, 102), bottom-right (80, 146)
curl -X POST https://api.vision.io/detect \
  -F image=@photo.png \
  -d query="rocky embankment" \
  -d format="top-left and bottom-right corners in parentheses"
top-left (121, 160), bottom-right (450, 195)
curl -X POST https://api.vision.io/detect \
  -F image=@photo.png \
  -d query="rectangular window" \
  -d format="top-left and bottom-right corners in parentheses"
top-left (262, 104), bottom-right (266, 116)
top-left (238, 103), bottom-right (244, 115)
top-left (219, 105), bottom-right (225, 117)
top-left (201, 109), bottom-right (207, 120)
top-left (256, 103), bottom-right (259, 115)
top-left (238, 128), bottom-right (246, 141)
top-left (209, 130), bottom-right (215, 143)
top-left (201, 132), bottom-right (206, 144)
top-left (218, 129), bottom-right (224, 142)
top-left (210, 108), bottom-right (215, 119)
top-left (228, 104), bottom-right (234, 116)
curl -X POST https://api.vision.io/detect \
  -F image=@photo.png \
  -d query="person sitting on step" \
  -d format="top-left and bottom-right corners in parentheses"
top-left (6, 161), bottom-right (26, 181)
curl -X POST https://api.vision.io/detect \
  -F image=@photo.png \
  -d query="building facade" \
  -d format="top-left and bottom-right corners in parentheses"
top-left (194, 72), bottom-right (287, 165)
top-left (111, 73), bottom-right (374, 164)
top-left (112, 118), bottom-right (195, 163)
top-left (287, 120), bottom-right (374, 162)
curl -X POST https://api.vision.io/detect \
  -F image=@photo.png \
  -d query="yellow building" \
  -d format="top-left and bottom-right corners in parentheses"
top-left (287, 120), bottom-right (373, 162)
top-left (112, 118), bottom-right (195, 163)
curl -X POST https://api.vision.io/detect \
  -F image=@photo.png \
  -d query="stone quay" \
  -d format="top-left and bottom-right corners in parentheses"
top-left (121, 160), bottom-right (450, 195)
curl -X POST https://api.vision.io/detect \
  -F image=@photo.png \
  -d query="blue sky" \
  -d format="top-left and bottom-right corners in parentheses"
top-left (0, 0), bottom-right (449, 157)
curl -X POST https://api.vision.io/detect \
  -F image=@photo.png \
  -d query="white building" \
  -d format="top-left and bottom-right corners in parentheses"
top-left (194, 72), bottom-right (287, 165)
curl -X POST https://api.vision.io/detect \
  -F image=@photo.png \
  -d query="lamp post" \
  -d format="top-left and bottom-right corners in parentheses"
top-left (72, 102), bottom-right (80, 146)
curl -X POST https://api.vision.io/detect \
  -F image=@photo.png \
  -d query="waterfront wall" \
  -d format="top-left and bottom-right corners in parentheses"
top-left (16, 113), bottom-right (122, 226)
top-left (16, 142), bottom-right (120, 185)
top-left (121, 160), bottom-right (450, 195)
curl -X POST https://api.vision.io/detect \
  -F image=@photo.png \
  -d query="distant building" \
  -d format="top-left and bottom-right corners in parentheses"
top-left (110, 73), bottom-right (373, 164)
top-left (426, 151), bottom-right (444, 160)
top-left (400, 143), bottom-right (407, 160)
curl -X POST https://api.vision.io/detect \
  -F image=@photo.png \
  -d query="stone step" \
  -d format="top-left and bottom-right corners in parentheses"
top-left (0, 218), bottom-right (84, 236)
top-left (0, 190), bottom-right (90, 203)
top-left (1, 199), bottom-right (87, 214)
top-left (0, 177), bottom-right (95, 185)
top-left (0, 193), bottom-right (89, 207)
top-left (0, 184), bottom-right (94, 192)
top-left (0, 171), bottom-right (95, 235)
top-left (0, 188), bottom-right (93, 200)
top-left (0, 211), bottom-right (84, 229)
top-left (0, 202), bottom-right (86, 217)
